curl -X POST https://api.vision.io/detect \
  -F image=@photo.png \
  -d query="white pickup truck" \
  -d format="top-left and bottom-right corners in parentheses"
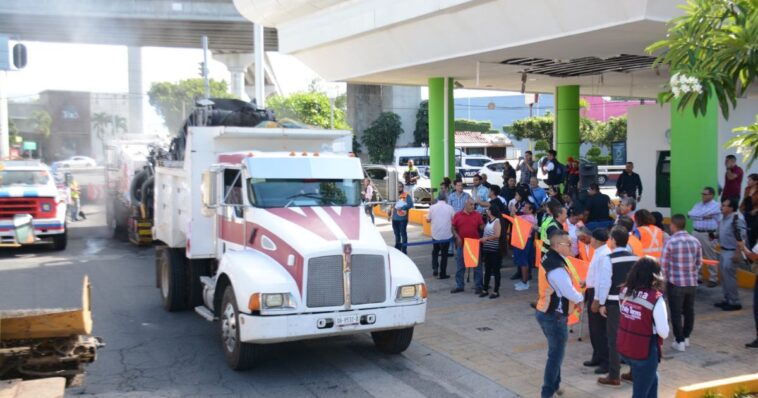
top-left (153, 126), bottom-right (427, 370)
top-left (0, 160), bottom-right (67, 250)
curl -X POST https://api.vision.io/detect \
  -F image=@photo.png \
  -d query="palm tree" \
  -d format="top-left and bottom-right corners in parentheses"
top-left (91, 112), bottom-right (112, 141)
top-left (112, 115), bottom-right (128, 134)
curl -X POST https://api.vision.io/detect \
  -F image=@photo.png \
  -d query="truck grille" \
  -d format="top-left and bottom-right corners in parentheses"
top-left (0, 198), bottom-right (41, 220)
top-left (306, 254), bottom-right (386, 308)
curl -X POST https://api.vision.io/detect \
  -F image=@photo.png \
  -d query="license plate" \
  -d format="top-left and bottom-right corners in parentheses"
top-left (335, 313), bottom-right (360, 327)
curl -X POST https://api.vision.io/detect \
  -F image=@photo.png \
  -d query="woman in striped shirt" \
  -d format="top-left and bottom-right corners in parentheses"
top-left (479, 205), bottom-right (503, 299)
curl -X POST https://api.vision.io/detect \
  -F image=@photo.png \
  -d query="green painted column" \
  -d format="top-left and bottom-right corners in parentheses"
top-left (670, 97), bottom-right (718, 220)
top-left (428, 77), bottom-right (455, 188)
top-left (554, 85), bottom-right (580, 163)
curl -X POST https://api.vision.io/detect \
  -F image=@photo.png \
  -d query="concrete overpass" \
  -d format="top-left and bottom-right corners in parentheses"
top-left (0, 0), bottom-right (279, 141)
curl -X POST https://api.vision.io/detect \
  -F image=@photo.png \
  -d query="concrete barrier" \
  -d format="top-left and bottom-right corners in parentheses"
top-left (675, 373), bottom-right (758, 398)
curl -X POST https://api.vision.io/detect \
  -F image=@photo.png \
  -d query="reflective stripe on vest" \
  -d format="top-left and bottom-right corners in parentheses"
top-left (609, 252), bottom-right (637, 297)
top-left (539, 217), bottom-right (561, 252)
top-left (578, 241), bottom-right (594, 262)
top-left (638, 226), bottom-right (663, 258)
top-left (617, 288), bottom-right (662, 361)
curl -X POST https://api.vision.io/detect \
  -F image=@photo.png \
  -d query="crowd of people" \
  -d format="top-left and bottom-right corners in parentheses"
top-left (394, 151), bottom-right (757, 398)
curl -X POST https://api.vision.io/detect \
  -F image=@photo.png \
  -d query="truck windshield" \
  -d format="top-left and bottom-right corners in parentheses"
top-left (248, 178), bottom-right (361, 208)
top-left (0, 170), bottom-right (51, 187)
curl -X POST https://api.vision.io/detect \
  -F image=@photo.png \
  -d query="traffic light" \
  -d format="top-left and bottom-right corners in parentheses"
top-left (198, 61), bottom-right (206, 77)
top-left (12, 44), bottom-right (26, 69)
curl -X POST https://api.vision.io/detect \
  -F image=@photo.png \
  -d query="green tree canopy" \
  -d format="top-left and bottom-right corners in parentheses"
top-left (647, 0), bottom-right (757, 165)
top-left (267, 91), bottom-right (350, 130)
top-left (585, 116), bottom-right (627, 149)
top-left (503, 113), bottom-right (598, 144)
top-left (31, 110), bottom-right (52, 138)
top-left (362, 112), bottom-right (403, 164)
top-left (454, 119), bottom-right (492, 133)
top-left (414, 100), bottom-right (429, 146)
top-left (147, 78), bottom-right (234, 133)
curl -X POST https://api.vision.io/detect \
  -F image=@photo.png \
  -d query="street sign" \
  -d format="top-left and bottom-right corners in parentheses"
top-left (22, 141), bottom-right (37, 151)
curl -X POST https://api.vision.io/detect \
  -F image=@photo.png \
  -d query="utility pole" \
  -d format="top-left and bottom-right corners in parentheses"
top-left (201, 36), bottom-right (210, 100)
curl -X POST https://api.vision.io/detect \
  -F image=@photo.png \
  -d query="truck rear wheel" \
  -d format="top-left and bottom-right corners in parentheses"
top-left (371, 327), bottom-right (414, 354)
top-left (51, 229), bottom-right (68, 251)
top-left (220, 285), bottom-right (259, 370)
top-left (159, 248), bottom-right (187, 312)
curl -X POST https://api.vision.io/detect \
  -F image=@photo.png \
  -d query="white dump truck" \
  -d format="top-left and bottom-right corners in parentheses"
top-left (153, 126), bottom-right (427, 370)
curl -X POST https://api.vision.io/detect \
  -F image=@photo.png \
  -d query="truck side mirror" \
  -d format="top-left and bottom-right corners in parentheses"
top-left (201, 170), bottom-right (218, 216)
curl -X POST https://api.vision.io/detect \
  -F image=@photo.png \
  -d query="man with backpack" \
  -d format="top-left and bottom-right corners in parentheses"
top-left (542, 150), bottom-right (566, 194)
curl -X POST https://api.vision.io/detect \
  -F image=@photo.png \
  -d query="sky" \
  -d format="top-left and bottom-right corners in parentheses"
top-left (5, 41), bottom-right (518, 135)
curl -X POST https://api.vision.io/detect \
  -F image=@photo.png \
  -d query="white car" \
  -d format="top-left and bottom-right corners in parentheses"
top-left (55, 156), bottom-right (97, 168)
top-left (478, 159), bottom-right (519, 187)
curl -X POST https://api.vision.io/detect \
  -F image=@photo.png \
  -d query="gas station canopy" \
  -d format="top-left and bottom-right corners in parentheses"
top-left (234, 0), bottom-right (686, 98)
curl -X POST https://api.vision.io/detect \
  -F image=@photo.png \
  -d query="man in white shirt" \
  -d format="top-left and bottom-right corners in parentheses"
top-left (582, 228), bottom-right (611, 374)
top-left (687, 186), bottom-right (721, 287)
top-left (427, 198), bottom-right (455, 279)
top-left (594, 226), bottom-right (638, 386)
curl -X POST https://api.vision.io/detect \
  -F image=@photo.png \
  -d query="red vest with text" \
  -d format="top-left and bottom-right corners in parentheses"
top-left (617, 288), bottom-right (663, 361)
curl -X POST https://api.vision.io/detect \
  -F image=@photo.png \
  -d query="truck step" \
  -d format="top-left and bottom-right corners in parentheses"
top-left (200, 276), bottom-right (215, 288)
top-left (194, 306), bottom-right (216, 322)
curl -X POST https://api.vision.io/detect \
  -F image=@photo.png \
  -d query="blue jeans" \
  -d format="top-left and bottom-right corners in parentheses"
top-left (454, 244), bottom-right (483, 290)
top-left (535, 311), bottom-right (568, 398)
top-left (621, 339), bottom-right (659, 398)
top-left (392, 219), bottom-right (408, 254)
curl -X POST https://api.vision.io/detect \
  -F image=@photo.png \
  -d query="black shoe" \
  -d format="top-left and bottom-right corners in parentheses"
top-left (450, 287), bottom-right (464, 294)
top-left (594, 367), bottom-right (609, 375)
top-left (583, 360), bottom-right (600, 367)
top-left (474, 289), bottom-right (483, 295)
top-left (489, 292), bottom-right (500, 299)
top-left (721, 304), bottom-right (742, 311)
top-left (438, 274), bottom-right (450, 279)
top-left (714, 301), bottom-right (729, 308)
top-left (478, 290), bottom-right (489, 298)
top-left (509, 272), bottom-right (521, 280)
top-left (433, 271), bottom-right (439, 277)
top-left (746, 339), bottom-right (758, 348)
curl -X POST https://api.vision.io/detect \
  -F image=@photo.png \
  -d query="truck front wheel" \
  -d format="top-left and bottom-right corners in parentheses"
top-left (159, 248), bottom-right (187, 312)
top-left (220, 285), bottom-right (259, 370)
top-left (371, 327), bottom-right (414, 354)
top-left (51, 229), bottom-right (68, 251)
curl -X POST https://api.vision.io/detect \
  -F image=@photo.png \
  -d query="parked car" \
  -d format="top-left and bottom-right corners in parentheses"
top-left (364, 164), bottom-right (432, 206)
top-left (54, 156), bottom-right (97, 168)
top-left (479, 159), bottom-right (519, 187)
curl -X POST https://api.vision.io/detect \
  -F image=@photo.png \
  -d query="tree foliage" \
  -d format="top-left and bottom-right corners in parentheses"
top-left (503, 113), bottom-right (601, 144)
top-left (148, 78), bottom-right (234, 133)
top-left (267, 91), bottom-right (350, 130)
top-left (8, 120), bottom-right (19, 144)
top-left (585, 116), bottom-right (627, 149)
top-left (91, 112), bottom-right (128, 142)
top-left (455, 119), bottom-right (492, 133)
top-left (414, 100), bottom-right (429, 146)
top-left (647, 0), bottom-right (757, 166)
top-left (31, 110), bottom-right (51, 138)
top-left (362, 112), bottom-right (403, 164)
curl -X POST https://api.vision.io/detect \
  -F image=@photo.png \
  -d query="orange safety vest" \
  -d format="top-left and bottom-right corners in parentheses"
top-left (638, 225), bottom-right (664, 259)
top-left (578, 241), bottom-right (594, 262)
top-left (628, 234), bottom-right (644, 257)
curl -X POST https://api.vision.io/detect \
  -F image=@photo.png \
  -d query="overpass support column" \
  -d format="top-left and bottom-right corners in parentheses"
top-left (127, 47), bottom-right (143, 134)
top-left (554, 85), bottom-right (580, 163)
top-left (428, 77), bottom-right (455, 188)
top-left (213, 53), bottom-right (254, 101)
top-left (670, 98), bottom-right (718, 218)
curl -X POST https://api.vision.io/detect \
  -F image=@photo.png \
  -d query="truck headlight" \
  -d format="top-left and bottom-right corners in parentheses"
top-left (396, 284), bottom-right (427, 301)
top-left (261, 293), bottom-right (295, 309)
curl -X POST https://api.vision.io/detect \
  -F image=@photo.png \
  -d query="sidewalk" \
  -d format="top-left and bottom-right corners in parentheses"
top-left (377, 220), bottom-right (758, 397)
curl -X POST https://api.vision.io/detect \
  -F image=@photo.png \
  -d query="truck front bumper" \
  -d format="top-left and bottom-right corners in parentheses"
top-left (0, 220), bottom-right (65, 244)
top-left (238, 302), bottom-right (426, 344)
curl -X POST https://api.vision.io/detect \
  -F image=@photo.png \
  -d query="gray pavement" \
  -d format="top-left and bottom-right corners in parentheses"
top-left (0, 205), bottom-right (755, 397)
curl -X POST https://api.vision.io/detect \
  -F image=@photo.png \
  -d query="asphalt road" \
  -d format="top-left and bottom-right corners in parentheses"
top-left (0, 205), bottom-right (514, 398)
